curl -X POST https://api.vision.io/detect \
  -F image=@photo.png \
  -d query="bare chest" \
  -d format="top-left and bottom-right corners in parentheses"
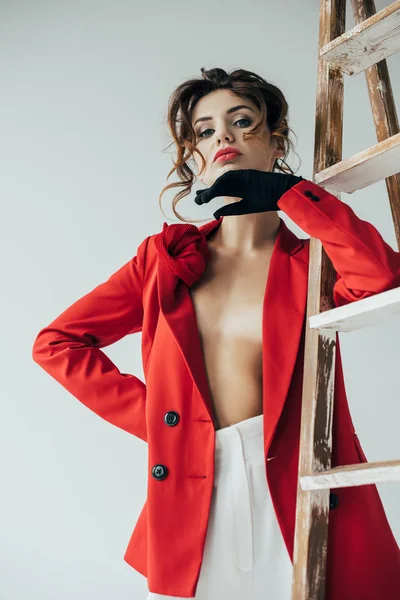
top-left (189, 249), bottom-right (273, 430)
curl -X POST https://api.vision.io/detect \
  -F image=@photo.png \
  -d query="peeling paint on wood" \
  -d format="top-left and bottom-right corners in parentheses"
top-left (291, 1), bottom-right (400, 597)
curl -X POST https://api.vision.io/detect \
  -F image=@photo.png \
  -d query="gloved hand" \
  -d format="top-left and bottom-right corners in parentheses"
top-left (194, 169), bottom-right (305, 219)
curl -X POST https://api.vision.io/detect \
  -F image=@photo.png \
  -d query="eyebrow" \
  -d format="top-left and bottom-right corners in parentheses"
top-left (193, 104), bottom-right (256, 127)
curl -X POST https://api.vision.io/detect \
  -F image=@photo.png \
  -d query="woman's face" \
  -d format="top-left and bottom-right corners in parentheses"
top-left (190, 89), bottom-right (284, 187)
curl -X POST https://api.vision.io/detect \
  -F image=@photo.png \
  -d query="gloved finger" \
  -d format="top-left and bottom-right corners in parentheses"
top-left (213, 199), bottom-right (250, 219)
top-left (194, 191), bottom-right (209, 205)
top-left (207, 170), bottom-right (244, 200)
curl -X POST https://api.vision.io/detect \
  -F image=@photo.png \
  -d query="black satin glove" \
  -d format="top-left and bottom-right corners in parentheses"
top-left (194, 169), bottom-right (305, 219)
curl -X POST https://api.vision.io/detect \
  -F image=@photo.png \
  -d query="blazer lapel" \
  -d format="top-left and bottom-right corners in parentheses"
top-left (260, 219), bottom-right (309, 455)
top-left (156, 257), bottom-right (215, 417)
top-left (157, 217), bottom-right (309, 453)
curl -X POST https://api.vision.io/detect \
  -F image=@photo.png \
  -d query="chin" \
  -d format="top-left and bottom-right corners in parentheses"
top-left (217, 162), bottom-right (242, 173)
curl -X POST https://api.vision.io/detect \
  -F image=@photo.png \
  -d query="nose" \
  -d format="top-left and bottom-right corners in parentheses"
top-left (217, 131), bottom-right (233, 143)
top-left (214, 123), bottom-right (234, 144)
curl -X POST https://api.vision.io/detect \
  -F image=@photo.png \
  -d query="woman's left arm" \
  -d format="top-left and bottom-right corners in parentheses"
top-left (277, 179), bottom-right (400, 307)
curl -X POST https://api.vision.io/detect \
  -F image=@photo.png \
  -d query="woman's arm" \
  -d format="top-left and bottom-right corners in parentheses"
top-left (32, 235), bottom-right (151, 441)
top-left (277, 179), bottom-right (400, 307)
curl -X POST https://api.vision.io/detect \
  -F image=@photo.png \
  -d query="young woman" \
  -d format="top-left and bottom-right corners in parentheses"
top-left (32, 67), bottom-right (400, 600)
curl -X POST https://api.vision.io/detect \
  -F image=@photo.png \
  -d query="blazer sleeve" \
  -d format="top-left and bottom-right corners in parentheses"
top-left (277, 179), bottom-right (400, 307)
top-left (31, 235), bottom-right (151, 441)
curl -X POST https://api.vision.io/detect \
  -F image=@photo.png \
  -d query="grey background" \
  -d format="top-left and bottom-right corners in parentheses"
top-left (1, 1), bottom-right (399, 598)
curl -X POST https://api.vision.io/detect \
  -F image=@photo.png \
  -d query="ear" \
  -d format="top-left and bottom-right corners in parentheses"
top-left (272, 136), bottom-right (285, 159)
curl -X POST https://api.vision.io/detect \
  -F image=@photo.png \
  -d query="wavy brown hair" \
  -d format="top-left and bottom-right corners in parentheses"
top-left (159, 67), bottom-right (300, 223)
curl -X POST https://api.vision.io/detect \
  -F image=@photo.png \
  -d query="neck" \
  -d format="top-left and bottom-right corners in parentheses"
top-left (210, 211), bottom-right (281, 258)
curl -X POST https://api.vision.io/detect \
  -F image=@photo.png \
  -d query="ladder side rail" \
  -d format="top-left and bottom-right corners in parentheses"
top-left (351, 0), bottom-right (400, 248)
top-left (290, 0), bottom-right (346, 598)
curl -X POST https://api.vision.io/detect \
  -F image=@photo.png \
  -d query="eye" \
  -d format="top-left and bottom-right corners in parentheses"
top-left (197, 117), bottom-right (252, 139)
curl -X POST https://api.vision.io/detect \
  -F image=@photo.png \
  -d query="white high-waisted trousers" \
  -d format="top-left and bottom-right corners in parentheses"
top-left (146, 414), bottom-right (293, 599)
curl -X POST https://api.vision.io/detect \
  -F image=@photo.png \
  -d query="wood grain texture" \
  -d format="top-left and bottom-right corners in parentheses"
top-left (291, 0), bottom-right (345, 596)
top-left (291, 1), bottom-right (400, 598)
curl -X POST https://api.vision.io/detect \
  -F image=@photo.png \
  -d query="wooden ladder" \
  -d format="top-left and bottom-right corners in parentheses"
top-left (291, 1), bottom-right (400, 597)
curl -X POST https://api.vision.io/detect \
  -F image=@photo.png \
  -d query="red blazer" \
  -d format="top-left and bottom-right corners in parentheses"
top-left (32, 179), bottom-right (400, 599)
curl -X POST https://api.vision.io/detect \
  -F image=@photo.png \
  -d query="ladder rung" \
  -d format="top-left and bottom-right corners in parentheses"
top-left (320, 0), bottom-right (400, 76)
top-left (299, 459), bottom-right (400, 490)
top-left (309, 286), bottom-right (400, 332)
top-left (314, 132), bottom-right (400, 193)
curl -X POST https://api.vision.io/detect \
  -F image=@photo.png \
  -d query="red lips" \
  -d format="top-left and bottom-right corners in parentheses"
top-left (214, 147), bottom-right (242, 162)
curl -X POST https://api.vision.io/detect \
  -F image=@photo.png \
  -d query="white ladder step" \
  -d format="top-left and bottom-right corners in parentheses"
top-left (320, 0), bottom-right (400, 76)
top-left (299, 459), bottom-right (400, 490)
top-left (314, 132), bottom-right (400, 193)
top-left (309, 286), bottom-right (400, 332)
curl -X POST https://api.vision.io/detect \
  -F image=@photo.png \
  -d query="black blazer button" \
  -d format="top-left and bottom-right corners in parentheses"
top-left (152, 464), bottom-right (169, 480)
top-left (304, 189), bottom-right (320, 201)
top-left (164, 411), bottom-right (180, 426)
top-left (330, 492), bottom-right (339, 510)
